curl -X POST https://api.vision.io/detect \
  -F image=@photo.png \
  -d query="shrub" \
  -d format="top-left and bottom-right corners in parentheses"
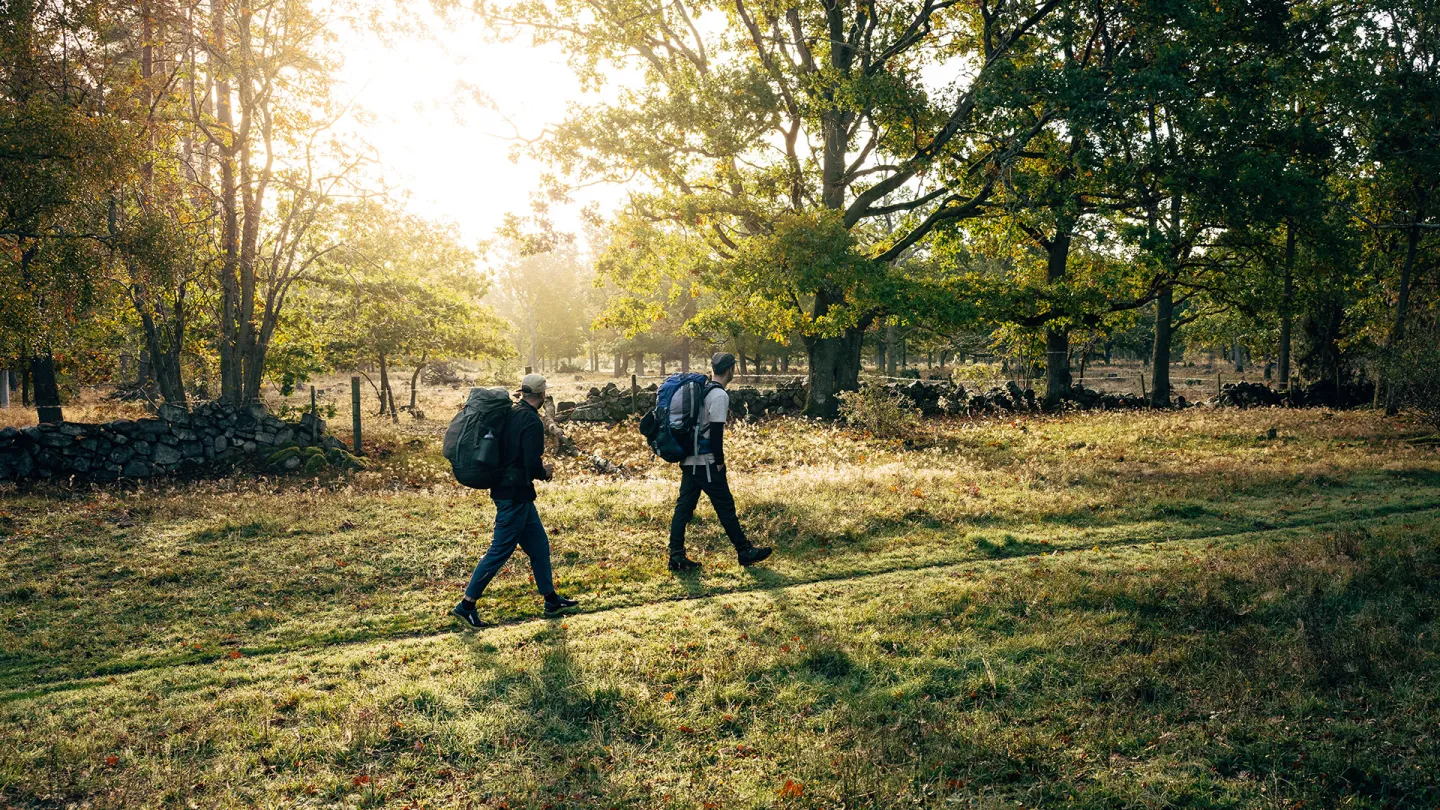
top-left (951, 362), bottom-right (1006, 387)
top-left (1382, 320), bottom-right (1440, 428)
top-left (838, 383), bottom-right (919, 438)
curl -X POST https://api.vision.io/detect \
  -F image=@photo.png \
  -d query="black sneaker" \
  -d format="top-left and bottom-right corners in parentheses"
top-left (544, 594), bottom-right (579, 616)
top-left (668, 554), bottom-right (701, 572)
top-left (452, 600), bottom-right (489, 628)
top-left (737, 546), bottom-right (773, 566)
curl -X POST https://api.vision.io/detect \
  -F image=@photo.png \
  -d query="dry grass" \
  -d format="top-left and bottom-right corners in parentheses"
top-left (0, 406), bottom-right (1438, 808)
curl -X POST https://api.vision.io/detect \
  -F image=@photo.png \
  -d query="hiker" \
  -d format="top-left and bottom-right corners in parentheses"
top-left (666, 353), bottom-right (773, 572)
top-left (453, 373), bottom-right (578, 627)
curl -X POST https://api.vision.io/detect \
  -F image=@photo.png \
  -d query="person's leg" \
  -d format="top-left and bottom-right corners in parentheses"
top-left (668, 465), bottom-right (703, 556)
top-left (515, 501), bottom-right (577, 611)
top-left (699, 467), bottom-right (750, 551)
top-left (514, 501), bottom-right (554, 596)
top-left (464, 500), bottom-right (524, 600)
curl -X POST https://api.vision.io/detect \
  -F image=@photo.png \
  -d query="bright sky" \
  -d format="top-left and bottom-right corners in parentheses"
top-left (331, 5), bottom-right (622, 247)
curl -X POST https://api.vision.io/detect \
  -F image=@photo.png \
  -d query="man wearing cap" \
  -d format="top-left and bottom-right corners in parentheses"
top-left (667, 353), bottom-right (773, 571)
top-left (453, 373), bottom-right (578, 627)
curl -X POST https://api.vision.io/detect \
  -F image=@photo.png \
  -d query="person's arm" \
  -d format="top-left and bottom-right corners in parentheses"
top-left (520, 414), bottom-right (551, 481)
top-left (710, 422), bottom-right (725, 469)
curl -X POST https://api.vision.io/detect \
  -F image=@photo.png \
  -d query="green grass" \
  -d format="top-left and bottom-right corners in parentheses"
top-left (1, 408), bottom-right (1438, 808)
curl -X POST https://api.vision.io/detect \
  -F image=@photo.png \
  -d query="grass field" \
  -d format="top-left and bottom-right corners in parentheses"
top-left (2, 407), bottom-right (1438, 808)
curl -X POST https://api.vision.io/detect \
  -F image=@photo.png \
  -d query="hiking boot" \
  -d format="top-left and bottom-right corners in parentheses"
top-left (452, 600), bottom-right (489, 629)
top-left (668, 554), bottom-right (701, 572)
top-left (544, 593), bottom-right (579, 616)
top-left (737, 546), bottom-right (773, 566)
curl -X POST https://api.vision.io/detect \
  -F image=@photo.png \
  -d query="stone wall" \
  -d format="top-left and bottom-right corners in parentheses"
top-left (559, 379), bottom-right (809, 422)
top-left (0, 401), bottom-right (339, 483)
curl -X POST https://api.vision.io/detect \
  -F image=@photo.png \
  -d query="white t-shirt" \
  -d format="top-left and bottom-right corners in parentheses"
top-left (681, 386), bottom-right (728, 467)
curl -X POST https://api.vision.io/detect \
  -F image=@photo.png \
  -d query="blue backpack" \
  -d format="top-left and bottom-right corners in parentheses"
top-left (639, 372), bottom-right (719, 463)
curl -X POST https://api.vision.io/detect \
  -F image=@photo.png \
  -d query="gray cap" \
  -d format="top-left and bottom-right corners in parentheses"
top-left (711, 352), bottom-right (736, 374)
top-left (519, 373), bottom-right (547, 396)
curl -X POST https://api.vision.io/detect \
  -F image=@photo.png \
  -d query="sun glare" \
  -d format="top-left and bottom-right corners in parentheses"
top-left (331, 3), bottom-right (618, 245)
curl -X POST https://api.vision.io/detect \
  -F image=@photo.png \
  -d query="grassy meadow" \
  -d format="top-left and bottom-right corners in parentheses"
top-left (1, 404), bottom-right (1438, 808)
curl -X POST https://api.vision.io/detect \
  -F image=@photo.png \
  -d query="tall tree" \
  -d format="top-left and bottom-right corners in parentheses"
top-left (478, 0), bottom-right (1066, 416)
top-left (201, 0), bottom-right (361, 404)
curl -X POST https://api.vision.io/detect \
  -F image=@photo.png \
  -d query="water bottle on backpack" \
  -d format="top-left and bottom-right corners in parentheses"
top-left (443, 387), bottom-right (517, 488)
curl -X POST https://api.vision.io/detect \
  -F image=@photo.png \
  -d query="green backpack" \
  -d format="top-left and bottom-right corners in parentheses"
top-left (443, 388), bottom-right (519, 489)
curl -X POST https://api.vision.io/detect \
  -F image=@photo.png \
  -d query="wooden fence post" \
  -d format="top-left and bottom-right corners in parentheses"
top-left (1216, 373), bottom-right (1222, 397)
top-left (310, 385), bottom-right (318, 444)
top-left (351, 376), bottom-right (363, 455)
top-left (631, 374), bottom-right (638, 413)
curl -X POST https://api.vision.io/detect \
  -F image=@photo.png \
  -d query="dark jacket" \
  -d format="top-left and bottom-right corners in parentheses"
top-left (490, 399), bottom-right (551, 502)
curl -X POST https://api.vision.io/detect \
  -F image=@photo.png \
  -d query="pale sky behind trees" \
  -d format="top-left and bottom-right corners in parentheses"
top-left (332, 2), bottom-right (624, 246)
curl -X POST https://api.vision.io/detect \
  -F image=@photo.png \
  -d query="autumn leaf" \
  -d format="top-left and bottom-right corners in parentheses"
top-left (353, 774), bottom-right (372, 786)
top-left (104, 755), bottom-right (119, 767)
top-left (778, 779), bottom-right (805, 799)
top-left (228, 649), bottom-right (242, 659)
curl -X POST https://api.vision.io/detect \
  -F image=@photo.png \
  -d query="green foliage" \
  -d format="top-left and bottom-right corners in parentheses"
top-left (838, 383), bottom-right (919, 439)
top-left (1383, 321), bottom-right (1440, 429)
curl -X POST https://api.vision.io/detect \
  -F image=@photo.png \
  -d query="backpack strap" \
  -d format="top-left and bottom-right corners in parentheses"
top-left (694, 382), bottom-right (724, 455)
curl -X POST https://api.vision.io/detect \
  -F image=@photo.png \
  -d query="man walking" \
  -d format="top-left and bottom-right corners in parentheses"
top-left (454, 373), bottom-right (579, 627)
top-left (668, 353), bottom-right (773, 572)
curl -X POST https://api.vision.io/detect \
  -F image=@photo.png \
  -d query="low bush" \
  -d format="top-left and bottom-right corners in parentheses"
top-left (838, 382), bottom-right (919, 438)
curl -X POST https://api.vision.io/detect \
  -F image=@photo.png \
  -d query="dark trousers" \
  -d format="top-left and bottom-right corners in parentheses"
top-left (465, 499), bottom-right (554, 599)
top-left (669, 464), bottom-right (749, 555)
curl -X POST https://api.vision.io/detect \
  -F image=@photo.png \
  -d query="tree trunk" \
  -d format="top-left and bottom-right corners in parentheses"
top-left (885, 324), bottom-right (897, 376)
top-left (1150, 284), bottom-right (1174, 408)
top-left (739, 352), bottom-right (748, 376)
top-left (634, 352), bottom-right (645, 376)
top-left (409, 352), bottom-right (427, 411)
top-left (1042, 215), bottom-right (1076, 410)
top-left (1278, 221), bottom-right (1295, 390)
top-left (1391, 210), bottom-right (1422, 349)
top-left (781, 353), bottom-right (789, 373)
top-left (30, 353), bottom-right (62, 424)
top-left (1379, 215), bottom-right (1421, 416)
top-left (804, 327), bottom-right (865, 419)
top-left (526, 304), bottom-right (539, 373)
top-left (681, 335), bottom-right (690, 372)
top-left (378, 351), bottom-right (392, 417)
top-left (214, 0), bottom-right (243, 405)
top-left (1232, 340), bottom-right (1244, 373)
top-left (138, 350), bottom-right (154, 388)
top-left (21, 361), bottom-right (31, 407)
top-left (659, 355), bottom-right (667, 376)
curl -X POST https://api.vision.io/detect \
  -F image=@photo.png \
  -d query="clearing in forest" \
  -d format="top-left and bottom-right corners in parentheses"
top-left (1, 409), bottom-right (1438, 808)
